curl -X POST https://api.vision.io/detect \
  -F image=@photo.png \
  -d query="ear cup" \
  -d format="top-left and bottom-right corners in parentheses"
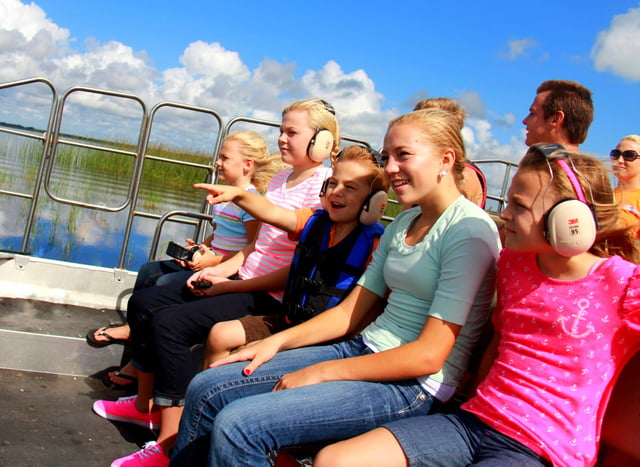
top-left (319, 178), bottom-right (329, 197)
top-left (544, 199), bottom-right (597, 256)
top-left (359, 190), bottom-right (388, 226)
top-left (307, 129), bottom-right (334, 162)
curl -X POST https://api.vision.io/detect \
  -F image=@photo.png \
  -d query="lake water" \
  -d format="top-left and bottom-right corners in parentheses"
top-left (0, 133), bottom-right (213, 272)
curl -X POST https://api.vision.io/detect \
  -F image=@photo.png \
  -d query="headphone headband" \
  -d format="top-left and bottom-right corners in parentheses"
top-left (530, 144), bottom-right (598, 256)
top-left (319, 99), bottom-right (335, 115)
top-left (555, 159), bottom-right (586, 203)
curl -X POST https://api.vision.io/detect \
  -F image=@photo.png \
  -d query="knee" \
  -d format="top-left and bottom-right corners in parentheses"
top-left (314, 444), bottom-right (354, 467)
top-left (208, 322), bottom-right (237, 352)
top-left (127, 292), bottom-right (150, 328)
top-left (151, 308), bottom-right (178, 337)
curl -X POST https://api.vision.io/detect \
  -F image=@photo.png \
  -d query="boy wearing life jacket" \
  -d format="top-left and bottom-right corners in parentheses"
top-left (192, 145), bottom-right (389, 365)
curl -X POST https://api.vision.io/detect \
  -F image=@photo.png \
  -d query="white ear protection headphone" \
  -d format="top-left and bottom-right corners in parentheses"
top-left (307, 129), bottom-right (334, 162)
top-left (319, 147), bottom-right (388, 226)
top-left (306, 99), bottom-right (336, 163)
top-left (533, 144), bottom-right (598, 256)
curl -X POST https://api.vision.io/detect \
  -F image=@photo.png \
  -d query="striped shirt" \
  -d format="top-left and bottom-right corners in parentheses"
top-left (209, 185), bottom-right (257, 255)
top-left (239, 167), bottom-right (331, 301)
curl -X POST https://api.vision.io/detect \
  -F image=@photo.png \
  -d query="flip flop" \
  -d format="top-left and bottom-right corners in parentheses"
top-left (85, 324), bottom-right (129, 348)
top-left (103, 370), bottom-right (138, 390)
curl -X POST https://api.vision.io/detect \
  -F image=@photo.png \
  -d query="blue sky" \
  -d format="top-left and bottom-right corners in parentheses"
top-left (1, 0), bottom-right (640, 165)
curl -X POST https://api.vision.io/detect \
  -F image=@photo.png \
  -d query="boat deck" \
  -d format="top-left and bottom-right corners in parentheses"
top-left (0, 296), bottom-right (154, 466)
top-left (0, 295), bottom-right (639, 466)
top-left (0, 368), bottom-right (152, 467)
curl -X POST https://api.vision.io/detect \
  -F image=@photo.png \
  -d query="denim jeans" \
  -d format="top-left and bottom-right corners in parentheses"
top-left (127, 280), bottom-right (282, 404)
top-left (171, 336), bottom-right (435, 467)
top-left (385, 410), bottom-right (550, 467)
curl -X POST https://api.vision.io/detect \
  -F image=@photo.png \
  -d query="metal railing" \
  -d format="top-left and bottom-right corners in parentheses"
top-left (3, 78), bottom-right (429, 270)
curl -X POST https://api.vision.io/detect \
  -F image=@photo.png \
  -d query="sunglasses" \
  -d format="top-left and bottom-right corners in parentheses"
top-left (610, 149), bottom-right (640, 162)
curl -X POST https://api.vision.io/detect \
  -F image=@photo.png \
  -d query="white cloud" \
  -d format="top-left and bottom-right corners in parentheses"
top-left (500, 38), bottom-right (537, 60)
top-left (0, 0), bottom-right (519, 178)
top-left (591, 7), bottom-right (640, 80)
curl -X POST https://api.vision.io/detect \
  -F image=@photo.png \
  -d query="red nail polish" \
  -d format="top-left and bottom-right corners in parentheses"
top-left (243, 368), bottom-right (251, 376)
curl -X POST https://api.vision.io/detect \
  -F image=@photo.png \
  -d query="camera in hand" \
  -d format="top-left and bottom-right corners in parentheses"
top-left (166, 241), bottom-right (200, 262)
top-left (191, 280), bottom-right (212, 289)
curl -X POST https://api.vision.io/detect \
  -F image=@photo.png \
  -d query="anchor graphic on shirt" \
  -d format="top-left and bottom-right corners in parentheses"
top-left (559, 298), bottom-right (595, 338)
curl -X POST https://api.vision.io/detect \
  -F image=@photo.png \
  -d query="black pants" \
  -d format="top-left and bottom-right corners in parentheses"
top-left (127, 280), bottom-right (284, 405)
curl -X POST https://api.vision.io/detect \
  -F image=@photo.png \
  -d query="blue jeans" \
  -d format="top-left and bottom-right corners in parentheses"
top-left (171, 336), bottom-right (435, 467)
top-left (384, 410), bottom-right (550, 466)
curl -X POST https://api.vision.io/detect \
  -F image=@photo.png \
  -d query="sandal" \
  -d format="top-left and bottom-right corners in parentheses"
top-left (103, 370), bottom-right (138, 390)
top-left (86, 324), bottom-right (129, 348)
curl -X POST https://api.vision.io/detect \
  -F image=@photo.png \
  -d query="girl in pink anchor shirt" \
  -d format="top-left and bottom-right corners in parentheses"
top-left (314, 145), bottom-right (640, 467)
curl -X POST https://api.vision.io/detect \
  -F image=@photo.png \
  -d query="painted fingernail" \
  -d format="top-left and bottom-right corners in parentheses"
top-left (243, 368), bottom-right (251, 376)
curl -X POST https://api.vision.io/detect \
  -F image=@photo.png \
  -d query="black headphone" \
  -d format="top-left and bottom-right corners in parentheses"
top-left (532, 143), bottom-right (598, 256)
top-left (320, 147), bottom-right (388, 226)
top-left (307, 100), bottom-right (336, 163)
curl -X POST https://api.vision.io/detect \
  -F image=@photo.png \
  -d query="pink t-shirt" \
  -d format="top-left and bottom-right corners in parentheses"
top-left (238, 166), bottom-right (330, 300)
top-left (463, 249), bottom-right (640, 467)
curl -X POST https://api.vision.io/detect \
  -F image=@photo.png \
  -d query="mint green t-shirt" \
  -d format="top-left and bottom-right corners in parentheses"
top-left (358, 196), bottom-right (500, 396)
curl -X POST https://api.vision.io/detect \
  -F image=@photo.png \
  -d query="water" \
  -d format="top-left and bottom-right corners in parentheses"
top-left (0, 133), bottom-right (213, 272)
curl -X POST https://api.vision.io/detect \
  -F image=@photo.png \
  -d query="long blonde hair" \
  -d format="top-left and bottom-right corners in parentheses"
top-left (223, 131), bottom-right (285, 193)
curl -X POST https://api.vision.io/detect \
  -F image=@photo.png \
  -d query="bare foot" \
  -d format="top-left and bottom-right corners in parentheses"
top-left (108, 362), bottom-right (138, 385)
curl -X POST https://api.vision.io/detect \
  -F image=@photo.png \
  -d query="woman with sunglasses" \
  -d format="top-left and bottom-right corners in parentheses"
top-left (611, 135), bottom-right (640, 231)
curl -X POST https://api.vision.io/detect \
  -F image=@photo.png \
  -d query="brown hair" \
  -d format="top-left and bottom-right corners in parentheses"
top-left (536, 80), bottom-right (594, 145)
top-left (413, 97), bottom-right (467, 132)
top-left (335, 145), bottom-right (389, 194)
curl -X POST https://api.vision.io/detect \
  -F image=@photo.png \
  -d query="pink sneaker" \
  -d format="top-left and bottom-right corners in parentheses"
top-left (93, 395), bottom-right (161, 430)
top-left (111, 441), bottom-right (169, 467)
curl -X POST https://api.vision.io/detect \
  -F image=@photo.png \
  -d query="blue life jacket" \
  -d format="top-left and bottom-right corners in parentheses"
top-left (284, 210), bottom-right (384, 325)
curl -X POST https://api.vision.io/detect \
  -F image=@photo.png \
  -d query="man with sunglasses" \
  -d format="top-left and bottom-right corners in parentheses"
top-left (611, 135), bottom-right (640, 231)
top-left (522, 80), bottom-right (594, 152)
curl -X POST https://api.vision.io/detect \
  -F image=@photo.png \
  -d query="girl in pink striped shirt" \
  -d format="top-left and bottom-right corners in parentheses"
top-left (93, 98), bottom-right (339, 467)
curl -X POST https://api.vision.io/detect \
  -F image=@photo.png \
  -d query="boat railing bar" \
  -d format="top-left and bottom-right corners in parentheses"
top-left (0, 77), bottom-right (57, 254)
top-left (0, 76), bottom-right (515, 273)
top-left (118, 100), bottom-right (224, 268)
top-left (471, 158), bottom-right (518, 214)
top-left (44, 85), bottom-right (147, 212)
top-left (147, 210), bottom-right (215, 262)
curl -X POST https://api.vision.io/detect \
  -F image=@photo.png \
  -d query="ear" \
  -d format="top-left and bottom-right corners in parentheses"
top-left (441, 148), bottom-right (456, 171)
top-left (550, 110), bottom-right (565, 126)
top-left (243, 157), bottom-right (255, 175)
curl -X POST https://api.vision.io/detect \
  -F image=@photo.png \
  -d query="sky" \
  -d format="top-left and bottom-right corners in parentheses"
top-left (1, 0), bottom-right (640, 166)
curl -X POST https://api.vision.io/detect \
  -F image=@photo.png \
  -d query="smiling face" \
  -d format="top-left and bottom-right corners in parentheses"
top-left (611, 138), bottom-right (640, 185)
top-left (381, 122), bottom-right (443, 207)
top-left (522, 90), bottom-right (553, 147)
top-left (499, 167), bottom-right (555, 253)
top-left (321, 159), bottom-right (373, 225)
top-left (278, 109), bottom-right (317, 168)
top-left (215, 139), bottom-right (250, 185)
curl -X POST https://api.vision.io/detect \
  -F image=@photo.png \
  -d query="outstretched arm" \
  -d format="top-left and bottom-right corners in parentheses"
top-left (194, 183), bottom-right (298, 233)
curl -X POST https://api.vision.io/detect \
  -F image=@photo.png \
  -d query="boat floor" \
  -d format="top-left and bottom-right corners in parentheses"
top-left (0, 367), bottom-right (154, 467)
